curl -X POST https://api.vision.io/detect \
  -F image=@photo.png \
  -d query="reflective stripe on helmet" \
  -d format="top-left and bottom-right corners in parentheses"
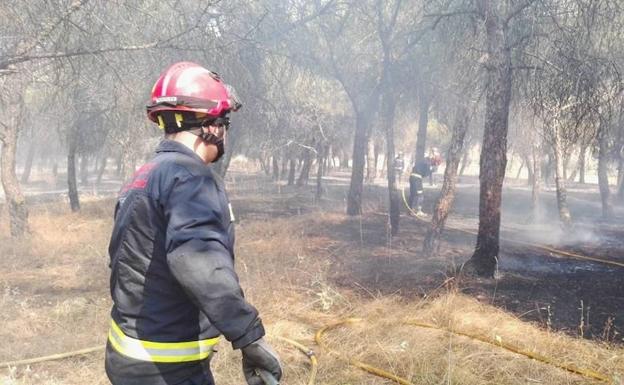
top-left (108, 319), bottom-right (219, 363)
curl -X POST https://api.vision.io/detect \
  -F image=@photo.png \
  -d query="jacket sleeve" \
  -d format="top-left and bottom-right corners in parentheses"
top-left (163, 173), bottom-right (265, 349)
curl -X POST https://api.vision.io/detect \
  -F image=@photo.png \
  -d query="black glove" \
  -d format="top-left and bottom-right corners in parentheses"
top-left (241, 338), bottom-right (282, 385)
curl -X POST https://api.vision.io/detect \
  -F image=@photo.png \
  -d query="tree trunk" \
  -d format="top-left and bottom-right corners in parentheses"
top-left (67, 133), bottom-right (80, 212)
top-left (578, 145), bottom-right (586, 184)
top-left (287, 157), bottom-right (296, 186)
top-left (468, 1), bottom-right (512, 277)
top-left (597, 122), bottom-right (613, 218)
top-left (316, 143), bottom-right (327, 200)
top-left (1, 122), bottom-right (29, 237)
top-left (458, 144), bottom-right (471, 176)
top-left (20, 137), bottom-right (36, 184)
top-left (424, 104), bottom-right (469, 255)
top-left (562, 151), bottom-right (570, 181)
top-left (347, 112), bottom-right (371, 215)
top-left (297, 149), bottom-right (313, 186)
top-left (414, 89), bottom-right (430, 164)
top-left (552, 123), bottom-right (572, 227)
top-left (96, 154), bottom-right (107, 185)
top-left (381, 90), bottom-right (400, 236)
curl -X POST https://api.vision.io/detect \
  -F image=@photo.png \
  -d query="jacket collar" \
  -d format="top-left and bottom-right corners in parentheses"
top-left (155, 139), bottom-right (205, 163)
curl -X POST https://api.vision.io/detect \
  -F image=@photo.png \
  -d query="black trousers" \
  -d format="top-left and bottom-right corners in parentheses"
top-left (408, 175), bottom-right (424, 209)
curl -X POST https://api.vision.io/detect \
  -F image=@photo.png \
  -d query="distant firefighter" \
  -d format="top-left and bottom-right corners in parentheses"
top-left (409, 155), bottom-right (442, 216)
top-left (428, 147), bottom-right (442, 185)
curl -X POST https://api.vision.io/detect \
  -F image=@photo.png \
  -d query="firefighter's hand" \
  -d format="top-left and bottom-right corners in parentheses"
top-left (241, 338), bottom-right (282, 385)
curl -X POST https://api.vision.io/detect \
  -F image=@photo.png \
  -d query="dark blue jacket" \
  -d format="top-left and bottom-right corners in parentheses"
top-left (106, 140), bottom-right (264, 385)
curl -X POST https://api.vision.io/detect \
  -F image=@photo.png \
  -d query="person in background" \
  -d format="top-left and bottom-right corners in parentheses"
top-left (105, 62), bottom-right (282, 385)
top-left (428, 147), bottom-right (442, 186)
top-left (409, 156), bottom-right (434, 216)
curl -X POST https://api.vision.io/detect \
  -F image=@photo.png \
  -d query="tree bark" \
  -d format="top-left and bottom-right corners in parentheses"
top-left (424, 104), bottom-right (469, 255)
top-left (347, 111), bottom-right (371, 215)
top-left (1, 121), bottom-right (29, 237)
top-left (67, 131), bottom-right (80, 212)
top-left (381, 89), bottom-right (400, 236)
top-left (552, 123), bottom-right (572, 227)
top-left (297, 149), bottom-right (313, 186)
top-left (287, 157), bottom-right (296, 186)
top-left (347, 85), bottom-right (380, 216)
top-left (468, 1), bottom-right (512, 277)
top-left (458, 144), bottom-right (471, 176)
top-left (96, 153), bottom-right (107, 185)
top-left (597, 122), bottom-right (613, 218)
top-left (316, 143), bottom-right (327, 200)
top-left (578, 145), bottom-right (586, 184)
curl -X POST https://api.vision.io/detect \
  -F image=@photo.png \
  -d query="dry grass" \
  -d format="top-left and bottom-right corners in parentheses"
top-left (1, 185), bottom-right (623, 385)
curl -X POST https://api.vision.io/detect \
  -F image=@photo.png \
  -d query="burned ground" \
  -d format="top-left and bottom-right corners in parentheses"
top-left (231, 171), bottom-right (624, 344)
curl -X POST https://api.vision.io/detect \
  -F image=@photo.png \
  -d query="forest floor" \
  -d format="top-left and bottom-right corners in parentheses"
top-left (0, 165), bottom-right (623, 385)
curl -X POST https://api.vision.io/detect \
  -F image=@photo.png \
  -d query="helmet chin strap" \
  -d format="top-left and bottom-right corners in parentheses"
top-left (189, 127), bottom-right (225, 162)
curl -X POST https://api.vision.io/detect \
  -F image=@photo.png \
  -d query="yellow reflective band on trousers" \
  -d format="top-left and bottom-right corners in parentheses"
top-left (410, 173), bottom-right (422, 178)
top-left (108, 320), bottom-right (219, 363)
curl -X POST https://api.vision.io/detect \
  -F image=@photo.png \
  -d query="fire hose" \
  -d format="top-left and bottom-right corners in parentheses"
top-left (315, 318), bottom-right (615, 384)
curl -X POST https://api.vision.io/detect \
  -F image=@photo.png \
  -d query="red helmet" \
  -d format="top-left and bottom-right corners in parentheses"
top-left (146, 62), bottom-right (241, 125)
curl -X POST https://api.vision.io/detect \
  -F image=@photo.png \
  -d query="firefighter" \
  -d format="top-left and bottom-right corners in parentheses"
top-left (105, 62), bottom-right (282, 385)
top-left (408, 156), bottom-right (435, 216)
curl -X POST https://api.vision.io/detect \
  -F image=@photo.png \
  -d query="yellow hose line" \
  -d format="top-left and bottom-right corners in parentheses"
top-left (0, 346), bottom-right (104, 369)
top-left (403, 321), bottom-right (613, 383)
top-left (316, 318), bottom-right (614, 384)
top-left (315, 318), bottom-right (416, 385)
top-left (273, 335), bottom-right (318, 385)
top-left (0, 336), bottom-right (318, 385)
top-left (400, 186), bottom-right (624, 269)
